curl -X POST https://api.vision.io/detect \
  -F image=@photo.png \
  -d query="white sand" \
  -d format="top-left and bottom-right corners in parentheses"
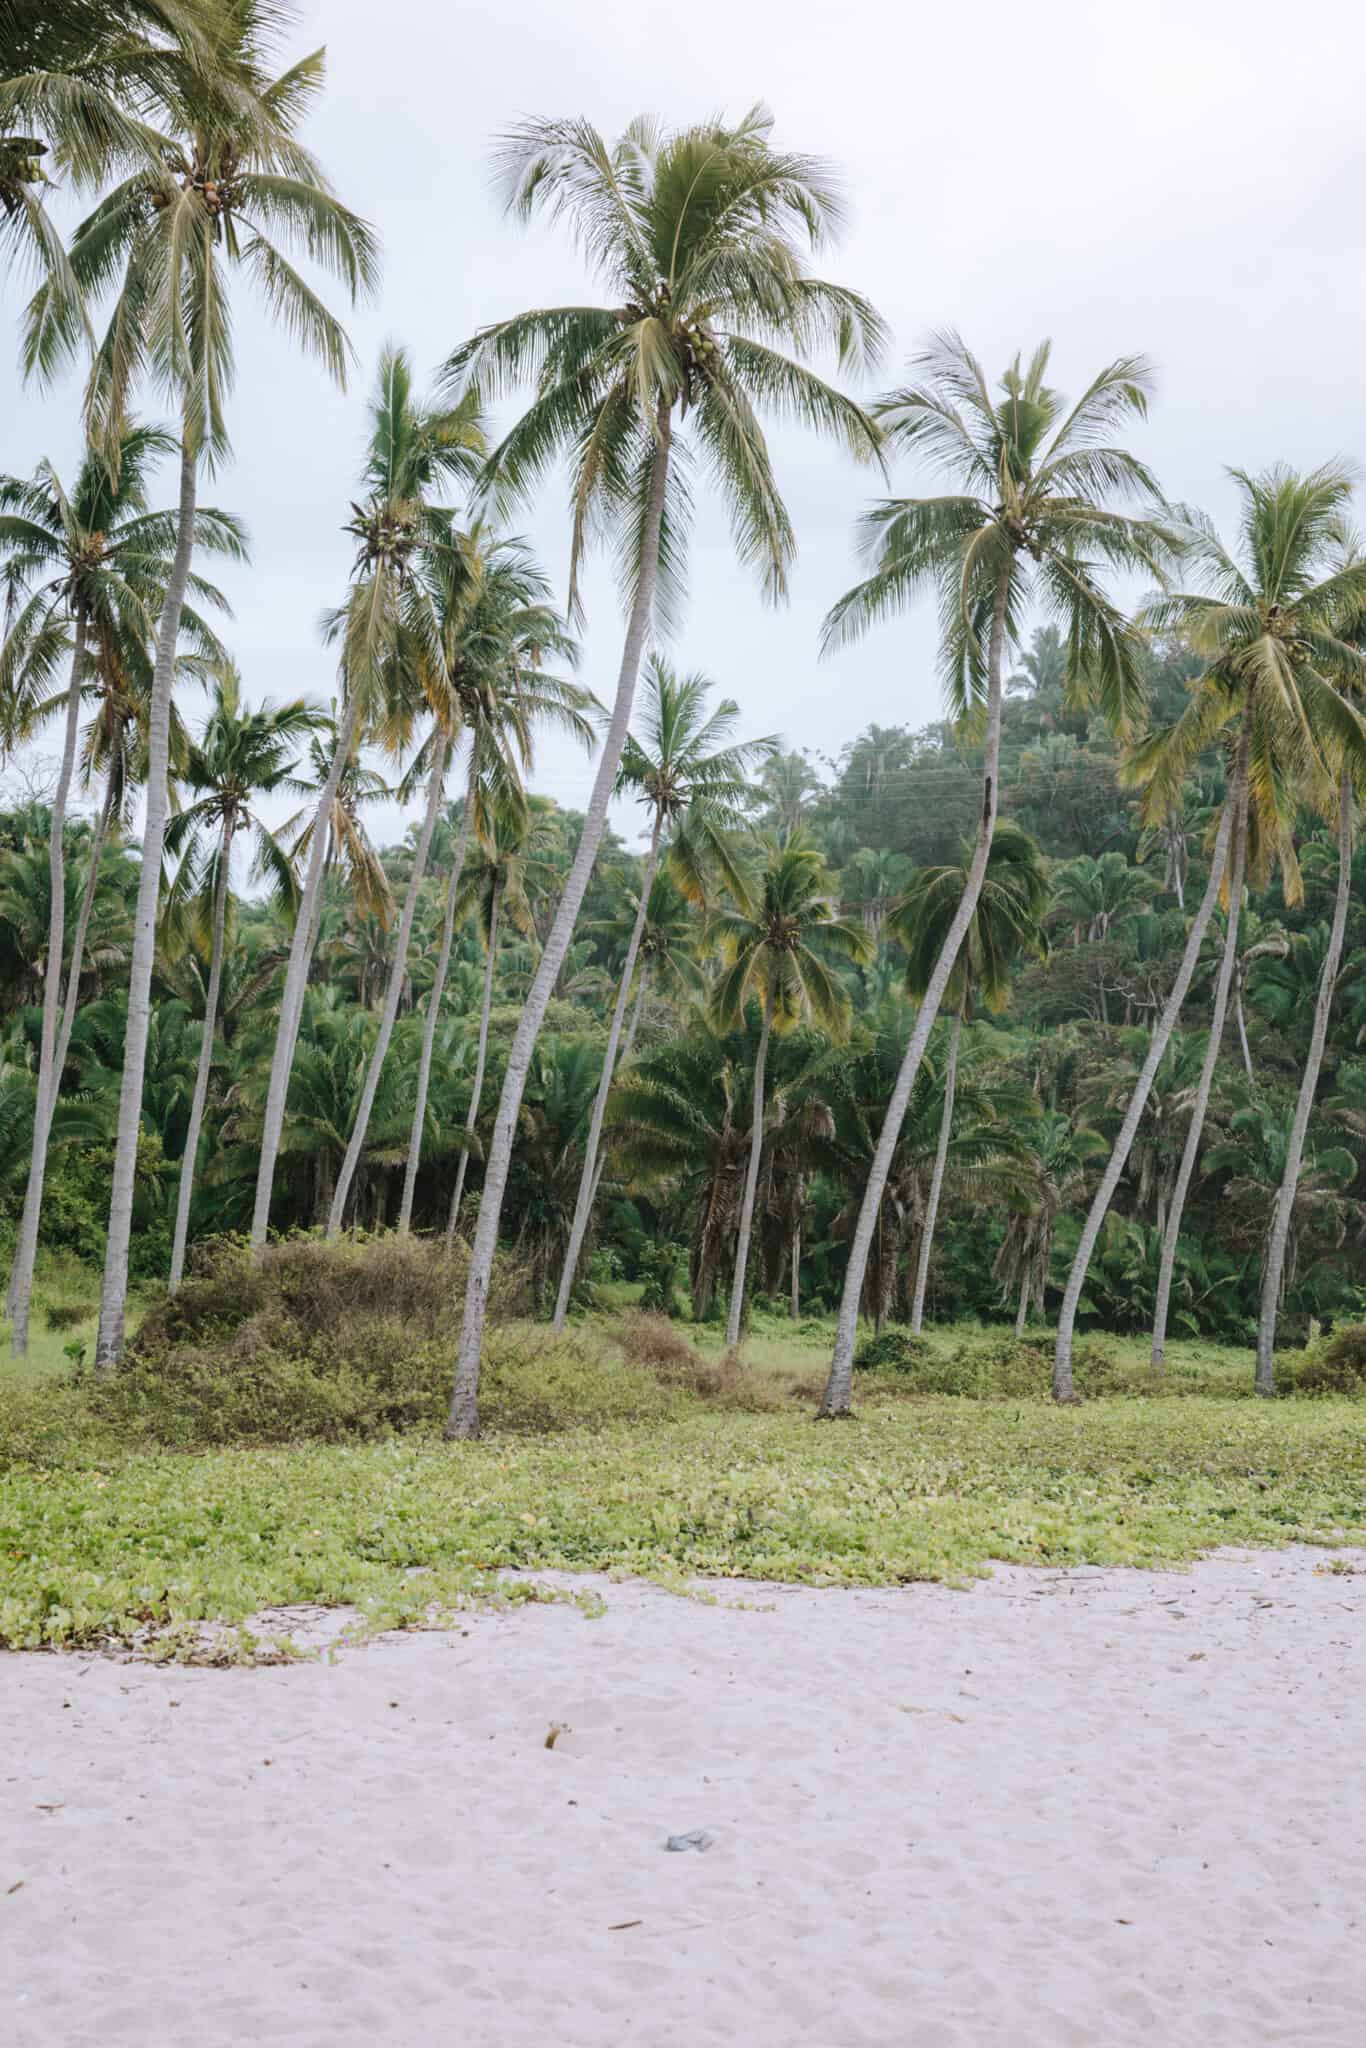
top-left (5, 1545), bottom-right (1365, 2047)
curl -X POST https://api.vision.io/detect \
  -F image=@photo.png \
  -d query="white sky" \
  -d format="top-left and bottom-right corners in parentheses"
top-left (5, 0), bottom-right (1366, 858)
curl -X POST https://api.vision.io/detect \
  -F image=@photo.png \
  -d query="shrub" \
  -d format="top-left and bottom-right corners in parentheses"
top-left (1281, 1324), bottom-right (1366, 1398)
top-left (853, 1329), bottom-right (929, 1373)
top-left (637, 1243), bottom-right (684, 1318)
top-left (615, 1312), bottom-right (786, 1411)
top-left (43, 1302), bottom-right (91, 1332)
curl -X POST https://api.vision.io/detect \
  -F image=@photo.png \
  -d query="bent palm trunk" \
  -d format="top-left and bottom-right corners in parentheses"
top-left (1255, 769), bottom-right (1354, 1394)
top-left (251, 690), bottom-right (362, 1248)
top-left (446, 879), bottom-right (501, 1244)
top-left (1014, 1269), bottom-right (1031, 1337)
top-left (95, 438), bottom-right (197, 1371)
top-left (446, 408), bottom-right (672, 1437)
top-left (909, 998), bottom-right (963, 1336)
top-left (1052, 791), bottom-right (1237, 1400)
top-left (7, 614), bottom-right (87, 1353)
top-left (168, 820), bottom-right (234, 1293)
top-left (399, 751), bottom-right (478, 1233)
top-left (1151, 746), bottom-right (1249, 1371)
top-left (820, 568), bottom-right (1010, 1418)
top-left (552, 814), bottom-right (662, 1330)
top-left (726, 992), bottom-right (773, 1349)
top-left (328, 733), bottom-right (450, 1236)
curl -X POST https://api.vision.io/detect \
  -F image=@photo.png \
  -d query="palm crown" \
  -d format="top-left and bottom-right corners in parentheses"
top-left (891, 821), bottom-right (1050, 1013)
top-left (824, 332), bottom-right (1179, 733)
top-left (709, 834), bottom-right (871, 1038)
top-left (444, 104), bottom-right (886, 627)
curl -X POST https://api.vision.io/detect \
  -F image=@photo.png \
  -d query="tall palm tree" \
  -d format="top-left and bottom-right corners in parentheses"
top-left (1054, 467), bottom-right (1366, 1396)
top-left (250, 343), bottom-right (482, 1248)
top-left (327, 531), bottom-right (588, 1237)
top-left (0, 424), bottom-right (240, 1353)
top-left (160, 665), bottom-right (317, 1291)
top-left (40, 3), bottom-right (378, 1368)
top-left (817, 333), bottom-right (1175, 1416)
top-left (441, 796), bottom-right (550, 1241)
top-left (551, 656), bottom-right (772, 1328)
top-left (890, 821), bottom-right (1049, 1334)
top-left (440, 105), bottom-right (885, 1435)
top-left (707, 834), bottom-right (869, 1346)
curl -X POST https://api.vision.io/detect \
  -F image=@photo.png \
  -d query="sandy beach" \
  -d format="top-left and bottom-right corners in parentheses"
top-left (5, 1545), bottom-right (1364, 2046)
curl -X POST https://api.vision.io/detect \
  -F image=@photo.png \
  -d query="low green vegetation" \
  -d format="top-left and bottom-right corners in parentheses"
top-left (3, 1241), bottom-right (1362, 1657)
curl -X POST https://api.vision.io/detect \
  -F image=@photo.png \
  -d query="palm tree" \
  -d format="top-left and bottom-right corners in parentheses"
top-left (327, 530), bottom-right (588, 1237)
top-left (442, 796), bottom-right (549, 1240)
top-left (993, 1110), bottom-right (1106, 1335)
top-left (551, 656), bottom-right (772, 1328)
top-left (0, 0), bottom-right (224, 333)
top-left (707, 834), bottom-right (869, 1346)
top-left (160, 665), bottom-right (317, 1291)
top-left (890, 822), bottom-right (1049, 1333)
top-left (0, 424), bottom-right (240, 1353)
top-left (42, 3), bottom-right (378, 1368)
top-left (1054, 467), bottom-right (1366, 1395)
top-left (817, 333), bottom-right (1175, 1416)
top-left (1051, 852), bottom-right (1157, 948)
top-left (250, 344), bottom-right (482, 1248)
top-left (440, 105), bottom-right (884, 1435)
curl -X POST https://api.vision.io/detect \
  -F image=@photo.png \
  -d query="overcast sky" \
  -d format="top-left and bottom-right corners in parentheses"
top-left (4, 0), bottom-right (1366, 858)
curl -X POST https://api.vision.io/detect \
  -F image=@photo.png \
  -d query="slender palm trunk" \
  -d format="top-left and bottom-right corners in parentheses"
top-left (552, 815), bottom-right (662, 1330)
top-left (7, 615), bottom-right (86, 1353)
top-left (726, 992), bottom-right (773, 1349)
top-left (168, 819), bottom-right (234, 1293)
top-left (1052, 789), bottom-right (1237, 1401)
top-left (1151, 744), bottom-right (1249, 1370)
top-left (582, 964), bottom-right (650, 1223)
top-left (820, 566), bottom-right (1010, 1417)
top-left (446, 881), bottom-right (500, 1245)
top-left (445, 406), bottom-right (673, 1436)
top-left (95, 438), bottom-right (197, 1371)
top-left (790, 1218), bottom-right (801, 1321)
top-left (909, 997), bottom-right (964, 1336)
top-left (328, 733), bottom-right (450, 1236)
top-left (1015, 1268), bottom-right (1031, 1337)
top-left (1256, 769), bottom-right (1354, 1394)
top-left (1234, 976), bottom-right (1254, 1082)
top-left (251, 691), bottom-right (362, 1248)
top-left (399, 753), bottom-right (478, 1233)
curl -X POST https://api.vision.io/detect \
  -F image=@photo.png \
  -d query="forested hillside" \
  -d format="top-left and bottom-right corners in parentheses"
top-left (4, 621), bottom-right (1361, 1351)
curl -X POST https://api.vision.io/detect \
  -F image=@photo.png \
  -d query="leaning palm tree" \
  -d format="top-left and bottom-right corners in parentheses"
top-left (993, 1110), bottom-right (1106, 1335)
top-left (1053, 467), bottom-right (1366, 1396)
top-left (160, 665), bottom-right (317, 1291)
top-left (551, 655), bottom-right (773, 1328)
top-left (817, 332), bottom-right (1177, 1416)
top-left (0, 423), bottom-right (240, 1353)
top-left (441, 105), bottom-right (885, 1435)
top-left (890, 821), bottom-right (1049, 1334)
top-left (250, 343), bottom-right (482, 1248)
top-left (707, 834), bottom-right (870, 1347)
top-left (327, 532), bottom-right (589, 1237)
top-left (39, 2), bottom-right (379, 1368)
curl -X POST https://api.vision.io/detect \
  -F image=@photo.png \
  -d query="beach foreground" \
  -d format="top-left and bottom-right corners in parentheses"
top-left (6, 1546), bottom-right (1364, 2047)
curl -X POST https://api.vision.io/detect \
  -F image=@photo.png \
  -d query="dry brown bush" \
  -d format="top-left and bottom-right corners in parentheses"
top-left (614, 1312), bottom-right (788, 1412)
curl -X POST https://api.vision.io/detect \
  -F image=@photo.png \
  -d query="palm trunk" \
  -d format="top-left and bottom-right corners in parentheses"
top-left (1151, 742), bottom-right (1249, 1371)
top-left (445, 403), bottom-right (672, 1436)
top-left (1255, 768), bottom-right (1354, 1394)
top-left (446, 879), bottom-right (500, 1245)
top-left (726, 990), bottom-right (773, 1350)
top-left (820, 564), bottom-right (1010, 1417)
top-left (328, 732), bottom-right (450, 1236)
top-left (7, 613), bottom-right (86, 1353)
top-left (168, 818), bottom-right (234, 1293)
top-left (790, 1218), bottom-right (801, 1321)
top-left (1052, 786), bottom-right (1237, 1401)
top-left (1014, 1268), bottom-right (1030, 1338)
top-left (251, 690), bottom-right (362, 1248)
top-left (552, 814), bottom-right (662, 1330)
top-left (582, 964), bottom-right (650, 1223)
top-left (94, 436), bottom-right (196, 1371)
top-left (909, 997), bottom-right (964, 1336)
top-left (399, 752), bottom-right (477, 1233)
top-left (1233, 979), bottom-right (1254, 1083)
